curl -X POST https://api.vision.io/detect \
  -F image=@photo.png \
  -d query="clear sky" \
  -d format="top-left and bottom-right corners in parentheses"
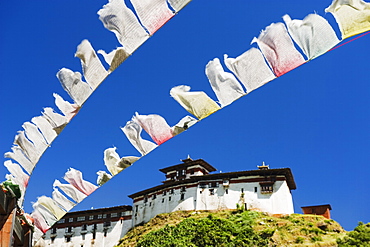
top-left (0, 0), bottom-right (369, 231)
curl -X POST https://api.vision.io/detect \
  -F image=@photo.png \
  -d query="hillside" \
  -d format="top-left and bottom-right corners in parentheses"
top-left (116, 209), bottom-right (370, 247)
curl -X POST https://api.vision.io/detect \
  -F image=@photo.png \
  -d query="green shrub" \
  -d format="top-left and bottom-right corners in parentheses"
top-left (311, 236), bottom-right (323, 242)
top-left (309, 227), bottom-right (324, 235)
top-left (295, 236), bottom-right (305, 244)
top-left (337, 222), bottom-right (370, 246)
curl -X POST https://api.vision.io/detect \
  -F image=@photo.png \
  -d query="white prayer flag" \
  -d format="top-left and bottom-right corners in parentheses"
top-left (63, 168), bottom-right (98, 196)
top-left (283, 14), bottom-right (340, 60)
top-left (170, 85), bottom-right (221, 120)
top-left (75, 40), bottom-right (108, 90)
top-left (130, 0), bottom-right (174, 34)
top-left (121, 120), bottom-right (158, 156)
top-left (98, 0), bottom-right (149, 54)
top-left (205, 58), bottom-right (245, 107)
top-left (56, 68), bottom-right (93, 106)
top-left (252, 22), bottom-right (305, 77)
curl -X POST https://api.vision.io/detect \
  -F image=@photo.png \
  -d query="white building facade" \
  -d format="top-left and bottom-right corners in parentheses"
top-left (129, 158), bottom-right (296, 226)
top-left (39, 205), bottom-right (132, 247)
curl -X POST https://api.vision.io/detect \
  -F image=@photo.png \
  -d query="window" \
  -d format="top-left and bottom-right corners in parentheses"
top-left (77, 216), bottom-right (86, 221)
top-left (190, 169), bottom-right (194, 175)
top-left (181, 169), bottom-right (186, 175)
top-left (81, 224), bottom-right (87, 231)
top-left (97, 214), bottom-right (102, 219)
top-left (65, 226), bottom-right (73, 233)
top-left (68, 218), bottom-right (74, 223)
top-left (241, 188), bottom-right (244, 193)
top-left (199, 182), bottom-right (207, 189)
top-left (169, 196), bottom-right (172, 201)
top-left (111, 212), bottom-right (118, 218)
top-left (209, 182), bottom-right (219, 188)
top-left (89, 215), bottom-right (94, 220)
top-left (58, 219), bottom-right (65, 223)
top-left (149, 202), bottom-right (152, 206)
top-left (152, 194), bottom-right (156, 200)
top-left (225, 189), bottom-right (228, 194)
top-left (103, 214), bottom-right (107, 219)
top-left (51, 237), bottom-right (55, 243)
top-left (162, 190), bottom-right (167, 196)
top-left (65, 236), bottom-right (71, 242)
top-left (180, 193), bottom-right (185, 200)
top-left (260, 182), bottom-right (274, 194)
top-left (169, 189), bottom-right (174, 194)
top-left (180, 186), bottom-right (186, 192)
top-left (104, 221), bottom-right (111, 227)
top-left (144, 196), bottom-right (148, 203)
top-left (162, 198), bottom-right (165, 203)
top-left (209, 189), bottom-right (215, 195)
top-left (254, 187), bottom-right (258, 193)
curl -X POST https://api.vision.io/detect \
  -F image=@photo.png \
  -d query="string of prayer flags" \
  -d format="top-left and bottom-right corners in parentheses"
top-left (98, 0), bottom-right (150, 54)
top-left (63, 168), bottom-right (98, 196)
top-left (283, 14), bottom-right (340, 60)
top-left (122, 120), bottom-right (158, 156)
top-left (53, 180), bottom-right (87, 203)
top-left (52, 188), bottom-right (76, 211)
top-left (251, 22), bottom-right (306, 77)
top-left (3, 95), bottom-right (77, 198)
top-left (224, 48), bottom-right (276, 93)
top-left (205, 58), bottom-right (245, 107)
top-left (170, 85), bottom-right (221, 120)
top-left (326, 0), bottom-right (370, 39)
top-left (2, 0), bottom-right (192, 207)
top-left (130, 0), bottom-right (175, 35)
top-left (6, 0), bottom-right (370, 235)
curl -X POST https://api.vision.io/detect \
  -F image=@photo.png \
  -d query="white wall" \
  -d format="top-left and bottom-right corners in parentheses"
top-left (43, 219), bottom-right (132, 247)
top-left (132, 179), bottom-right (294, 226)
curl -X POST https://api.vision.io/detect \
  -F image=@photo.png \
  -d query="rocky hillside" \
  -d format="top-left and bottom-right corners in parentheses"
top-left (116, 209), bottom-right (369, 246)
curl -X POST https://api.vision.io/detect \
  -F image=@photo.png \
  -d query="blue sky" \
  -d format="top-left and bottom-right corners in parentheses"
top-left (0, 1), bottom-right (369, 231)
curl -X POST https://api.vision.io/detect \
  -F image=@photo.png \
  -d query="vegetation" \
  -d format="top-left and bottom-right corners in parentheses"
top-left (337, 222), bottom-right (370, 246)
top-left (117, 210), bottom-right (369, 247)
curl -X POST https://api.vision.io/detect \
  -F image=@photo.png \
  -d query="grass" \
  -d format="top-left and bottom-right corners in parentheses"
top-left (116, 210), bottom-right (350, 247)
